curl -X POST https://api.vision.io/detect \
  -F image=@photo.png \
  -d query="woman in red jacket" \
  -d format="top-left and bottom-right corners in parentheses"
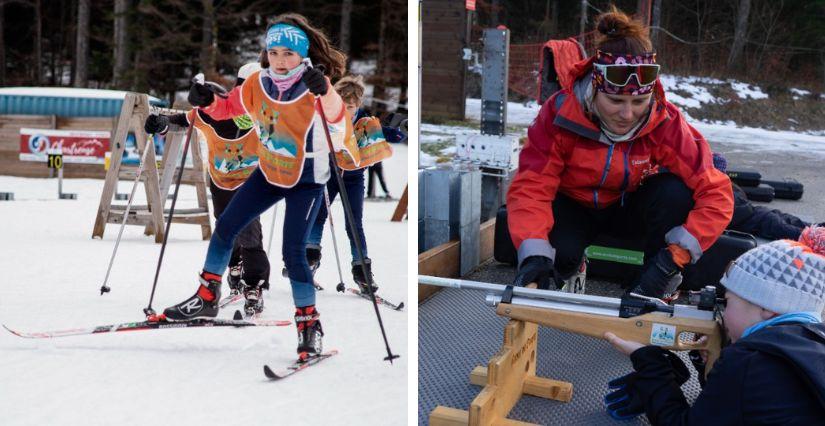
top-left (507, 7), bottom-right (733, 298)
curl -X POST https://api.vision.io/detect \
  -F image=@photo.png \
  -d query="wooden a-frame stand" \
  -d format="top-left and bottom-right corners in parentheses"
top-left (92, 93), bottom-right (211, 243)
top-left (430, 320), bottom-right (573, 426)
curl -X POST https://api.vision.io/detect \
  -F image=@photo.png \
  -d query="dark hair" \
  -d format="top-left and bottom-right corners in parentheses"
top-left (259, 13), bottom-right (347, 81)
top-left (594, 5), bottom-right (653, 55)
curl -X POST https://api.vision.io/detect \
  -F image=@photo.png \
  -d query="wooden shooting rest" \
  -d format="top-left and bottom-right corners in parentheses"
top-left (92, 93), bottom-right (211, 242)
top-left (429, 318), bottom-right (573, 426)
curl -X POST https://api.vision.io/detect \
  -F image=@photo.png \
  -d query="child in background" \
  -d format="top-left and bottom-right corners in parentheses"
top-left (144, 62), bottom-right (270, 317)
top-left (304, 75), bottom-right (395, 293)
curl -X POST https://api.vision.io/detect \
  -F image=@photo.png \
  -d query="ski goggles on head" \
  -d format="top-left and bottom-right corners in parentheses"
top-left (593, 63), bottom-right (660, 87)
top-left (592, 50), bottom-right (658, 95)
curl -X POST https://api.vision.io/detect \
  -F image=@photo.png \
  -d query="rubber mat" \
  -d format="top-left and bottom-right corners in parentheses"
top-left (418, 286), bottom-right (703, 425)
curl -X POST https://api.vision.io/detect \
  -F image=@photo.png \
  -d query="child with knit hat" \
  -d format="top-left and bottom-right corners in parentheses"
top-left (604, 226), bottom-right (825, 423)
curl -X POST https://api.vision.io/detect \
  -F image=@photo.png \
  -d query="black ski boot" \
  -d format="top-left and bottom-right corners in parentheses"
top-left (306, 245), bottom-right (322, 272)
top-left (227, 263), bottom-right (243, 295)
top-left (295, 305), bottom-right (323, 362)
top-left (282, 245), bottom-right (322, 277)
top-left (243, 279), bottom-right (265, 317)
top-left (352, 258), bottom-right (378, 293)
top-left (162, 271), bottom-right (222, 321)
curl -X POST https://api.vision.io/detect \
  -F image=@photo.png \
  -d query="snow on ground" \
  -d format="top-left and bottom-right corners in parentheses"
top-left (421, 95), bottom-right (825, 167)
top-left (0, 144), bottom-right (409, 425)
top-left (658, 74), bottom-right (721, 108)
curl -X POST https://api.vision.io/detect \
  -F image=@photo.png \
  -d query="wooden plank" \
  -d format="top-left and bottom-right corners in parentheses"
top-left (429, 406), bottom-right (469, 426)
top-left (390, 185), bottom-right (408, 222)
top-left (93, 93), bottom-right (136, 239)
top-left (187, 122), bottom-right (212, 240)
top-left (479, 219), bottom-right (496, 263)
top-left (418, 240), bottom-right (460, 302)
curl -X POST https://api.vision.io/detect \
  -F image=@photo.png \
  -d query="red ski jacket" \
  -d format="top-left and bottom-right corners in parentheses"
top-left (507, 56), bottom-right (733, 266)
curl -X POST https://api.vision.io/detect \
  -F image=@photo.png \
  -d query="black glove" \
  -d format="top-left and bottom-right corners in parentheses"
top-left (188, 82), bottom-right (214, 107)
top-left (513, 256), bottom-right (555, 289)
top-left (632, 248), bottom-right (681, 298)
top-left (605, 349), bottom-right (690, 420)
top-left (144, 114), bottom-right (169, 135)
top-left (604, 372), bottom-right (644, 420)
top-left (301, 67), bottom-right (328, 96)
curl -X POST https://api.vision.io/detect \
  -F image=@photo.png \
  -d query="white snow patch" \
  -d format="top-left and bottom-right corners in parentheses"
top-left (0, 145), bottom-right (408, 425)
top-left (419, 151), bottom-right (437, 168)
top-left (730, 81), bottom-right (768, 100)
top-left (465, 98), bottom-right (541, 127)
top-left (349, 59), bottom-right (377, 76)
top-left (658, 74), bottom-right (720, 109)
top-left (791, 88), bottom-right (811, 100)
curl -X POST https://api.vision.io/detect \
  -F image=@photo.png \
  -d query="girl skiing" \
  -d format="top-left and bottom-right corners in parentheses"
top-left (161, 14), bottom-right (356, 362)
top-left (304, 75), bottom-right (395, 293)
top-left (144, 62), bottom-right (270, 317)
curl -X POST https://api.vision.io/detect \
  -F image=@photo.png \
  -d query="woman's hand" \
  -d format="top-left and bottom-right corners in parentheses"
top-left (604, 332), bottom-right (645, 356)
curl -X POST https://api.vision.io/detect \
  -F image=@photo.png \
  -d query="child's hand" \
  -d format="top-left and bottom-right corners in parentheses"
top-left (604, 332), bottom-right (645, 356)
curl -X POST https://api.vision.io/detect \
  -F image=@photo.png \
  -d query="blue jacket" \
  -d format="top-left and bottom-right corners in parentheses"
top-left (630, 322), bottom-right (825, 425)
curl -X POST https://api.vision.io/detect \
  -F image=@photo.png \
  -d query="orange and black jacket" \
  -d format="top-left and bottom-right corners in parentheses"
top-left (507, 56), bottom-right (733, 267)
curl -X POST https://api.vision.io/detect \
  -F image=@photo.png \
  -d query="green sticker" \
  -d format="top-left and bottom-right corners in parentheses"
top-left (585, 245), bottom-right (644, 265)
top-left (232, 114), bottom-right (254, 130)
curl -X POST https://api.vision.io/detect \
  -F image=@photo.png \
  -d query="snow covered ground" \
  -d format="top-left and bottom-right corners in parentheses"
top-left (421, 94), bottom-right (825, 166)
top-left (0, 144), bottom-right (409, 424)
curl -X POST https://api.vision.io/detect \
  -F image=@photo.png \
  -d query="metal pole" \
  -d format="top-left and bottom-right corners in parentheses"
top-left (143, 121), bottom-right (195, 317)
top-left (100, 140), bottom-right (153, 295)
top-left (321, 187), bottom-right (347, 292)
top-left (313, 92), bottom-right (398, 363)
top-left (267, 203), bottom-right (278, 255)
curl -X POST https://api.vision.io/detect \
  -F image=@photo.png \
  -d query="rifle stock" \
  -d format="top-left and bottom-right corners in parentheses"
top-left (496, 302), bottom-right (723, 375)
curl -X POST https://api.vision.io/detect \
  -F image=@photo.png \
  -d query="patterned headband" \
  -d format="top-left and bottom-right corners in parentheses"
top-left (592, 50), bottom-right (658, 95)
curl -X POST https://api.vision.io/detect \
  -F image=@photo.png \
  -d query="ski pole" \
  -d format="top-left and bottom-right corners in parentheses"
top-left (312, 81), bottom-right (398, 363)
top-left (321, 187), bottom-right (347, 292)
top-left (266, 203), bottom-right (278, 255)
top-left (143, 116), bottom-right (196, 318)
top-left (99, 135), bottom-right (154, 295)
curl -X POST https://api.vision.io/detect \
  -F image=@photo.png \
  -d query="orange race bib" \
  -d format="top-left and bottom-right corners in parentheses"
top-left (337, 116), bottom-right (393, 170)
top-left (189, 109), bottom-right (259, 190)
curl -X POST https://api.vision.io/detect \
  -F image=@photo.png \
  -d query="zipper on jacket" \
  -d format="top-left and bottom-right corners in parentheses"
top-left (619, 141), bottom-right (635, 206)
top-left (594, 144), bottom-right (615, 208)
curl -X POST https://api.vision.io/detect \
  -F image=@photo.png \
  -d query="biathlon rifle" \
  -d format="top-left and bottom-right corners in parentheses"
top-left (418, 275), bottom-right (725, 376)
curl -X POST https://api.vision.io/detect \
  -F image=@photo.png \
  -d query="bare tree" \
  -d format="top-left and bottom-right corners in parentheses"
top-left (113, 0), bottom-right (130, 88)
top-left (200, 0), bottom-right (218, 79)
top-left (340, 0), bottom-right (352, 54)
top-left (579, 0), bottom-right (587, 42)
top-left (727, 0), bottom-right (751, 71)
top-left (34, 0), bottom-right (42, 84)
top-left (74, 0), bottom-right (88, 87)
top-left (0, 1), bottom-right (5, 86)
top-left (650, 0), bottom-right (662, 51)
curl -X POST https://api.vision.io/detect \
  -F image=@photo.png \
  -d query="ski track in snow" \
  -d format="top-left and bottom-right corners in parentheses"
top-left (0, 144), bottom-right (409, 425)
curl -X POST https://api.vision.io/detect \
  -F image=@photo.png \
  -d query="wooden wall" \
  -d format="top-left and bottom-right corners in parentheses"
top-left (421, 0), bottom-right (467, 121)
top-left (0, 115), bottom-right (115, 178)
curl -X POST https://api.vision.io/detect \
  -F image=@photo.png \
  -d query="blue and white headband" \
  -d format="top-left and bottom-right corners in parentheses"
top-left (266, 23), bottom-right (309, 58)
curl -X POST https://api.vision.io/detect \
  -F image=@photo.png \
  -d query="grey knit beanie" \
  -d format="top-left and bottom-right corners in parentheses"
top-left (720, 227), bottom-right (825, 314)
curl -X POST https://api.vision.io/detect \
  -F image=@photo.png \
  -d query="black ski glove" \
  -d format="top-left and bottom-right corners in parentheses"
top-left (188, 82), bottom-right (214, 107)
top-left (632, 248), bottom-right (681, 298)
top-left (144, 114), bottom-right (169, 135)
top-left (605, 348), bottom-right (690, 420)
top-left (513, 256), bottom-right (555, 289)
top-left (301, 67), bottom-right (328, 96)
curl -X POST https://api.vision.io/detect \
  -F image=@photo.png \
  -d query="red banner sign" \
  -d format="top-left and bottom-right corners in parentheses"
top-left (466, 0), bottom-right (476, 11)
top-left (19, 128), bottom-right (110, 164)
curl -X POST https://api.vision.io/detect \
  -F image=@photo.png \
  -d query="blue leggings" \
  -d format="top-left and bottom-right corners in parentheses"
top-left (307, 169), bottom-right (367, 261)
top-left (203, 168), bottom-right (323, 307)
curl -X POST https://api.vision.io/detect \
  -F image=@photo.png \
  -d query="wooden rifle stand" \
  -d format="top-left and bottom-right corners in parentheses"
top-left (430, 319), bottom-right (573, 426)
top-left (391, 184), bottom-right (408, 221)
top-left (92, 93), bottom-right (211, 243)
